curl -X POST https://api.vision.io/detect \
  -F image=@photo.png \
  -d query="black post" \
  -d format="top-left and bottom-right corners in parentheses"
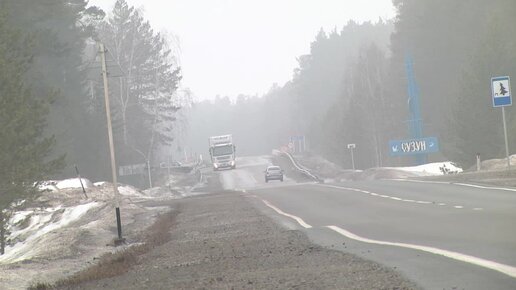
top-left (74, 164), bottom-right (88, 199)
top-left (115, 207), bottom-right (122, 240)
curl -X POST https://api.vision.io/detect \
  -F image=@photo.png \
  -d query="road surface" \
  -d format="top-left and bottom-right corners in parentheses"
top-left (219, 156), bottom-right (516, 290)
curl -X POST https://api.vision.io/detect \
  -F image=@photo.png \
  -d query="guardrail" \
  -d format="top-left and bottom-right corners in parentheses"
top-left (280, 151), bottom-right (321, 182)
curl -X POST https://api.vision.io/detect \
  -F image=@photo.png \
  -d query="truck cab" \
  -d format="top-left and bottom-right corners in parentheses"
top-left (209, 135), bottom-right (236, 170)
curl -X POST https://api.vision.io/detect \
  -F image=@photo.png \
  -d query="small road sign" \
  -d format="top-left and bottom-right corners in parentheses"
top-left (347, 143), bottom-right (356, 149)
top-left (389, 137), bottom-right (439, 156)
top-left (119, 163), bottom-right (146, 176)
top-left (491, 76), bottom-right (512, 107)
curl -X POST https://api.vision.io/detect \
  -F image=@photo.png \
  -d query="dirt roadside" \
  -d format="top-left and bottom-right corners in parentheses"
top-left (62, 191), bottom-right (419, 290)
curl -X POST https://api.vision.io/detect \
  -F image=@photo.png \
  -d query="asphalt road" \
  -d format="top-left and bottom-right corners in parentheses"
top-left (220, 156), bottom-right (516, 290)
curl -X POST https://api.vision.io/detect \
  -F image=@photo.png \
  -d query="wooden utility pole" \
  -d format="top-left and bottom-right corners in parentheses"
top-left (99, 42), bottom-right (124, 243)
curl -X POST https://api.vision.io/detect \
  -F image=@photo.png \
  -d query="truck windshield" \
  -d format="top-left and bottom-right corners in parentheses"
top-left (212, 145), bottom-right (234, 156)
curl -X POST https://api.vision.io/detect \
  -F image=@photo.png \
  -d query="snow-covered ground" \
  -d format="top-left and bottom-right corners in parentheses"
top-left (385, 161), bottom-right (463, 176)
top-left (0, 174), bottom-right (203, 289)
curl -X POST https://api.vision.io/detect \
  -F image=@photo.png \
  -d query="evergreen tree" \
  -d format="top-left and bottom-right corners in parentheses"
top-left (0, 10), bottom-right (65, 255)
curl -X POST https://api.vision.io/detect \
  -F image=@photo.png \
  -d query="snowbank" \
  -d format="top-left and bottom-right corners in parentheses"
top-left (0, 202), bottom-right (100, 263)
top-left (386, 162), bottom-right (462, 176)
top-left (56, 178), bottom-right (93, 190)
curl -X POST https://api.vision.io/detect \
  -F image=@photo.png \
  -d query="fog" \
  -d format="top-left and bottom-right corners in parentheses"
top-left (182, 1), bottom-right (516, 172)
top-left (0, 0), bottom-right (515, 191)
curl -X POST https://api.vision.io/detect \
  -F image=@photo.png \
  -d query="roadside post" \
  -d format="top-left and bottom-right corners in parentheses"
top-left (347, 143), bottom-right (356, 170)
top-left (476, 153), bottom-right (481, 172)
top-left (74, 164), bottom-right (88, 199)
top-left (491, 76), bottom-right (512, 170)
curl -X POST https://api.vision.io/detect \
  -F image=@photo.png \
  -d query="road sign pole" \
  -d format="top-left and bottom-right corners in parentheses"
top-left (350, 148), bottom-right (355, 171)
top-left (502, 106), bottom-right (511, 170)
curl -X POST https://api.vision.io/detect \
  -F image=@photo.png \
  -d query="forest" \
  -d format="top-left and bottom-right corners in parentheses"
top-left (0, 0), bottom-right (515, 211)
top-left (186, 0), bottom-right (516, 171)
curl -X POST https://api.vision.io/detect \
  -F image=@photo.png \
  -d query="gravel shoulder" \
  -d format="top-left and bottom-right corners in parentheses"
top-left (68, 191), bottom-right (419, 290)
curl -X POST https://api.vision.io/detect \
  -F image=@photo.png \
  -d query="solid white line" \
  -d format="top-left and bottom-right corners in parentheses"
top-left (387, 179), bottom-right (450, 185)
top-left (453, 183), bottom-right (516, 192)
top-left (261, 199), bottom-right (312, 229)
top-left (390, 179), bottom-right (516, 192)
top-left (326, 225), bottom-right (516, 279)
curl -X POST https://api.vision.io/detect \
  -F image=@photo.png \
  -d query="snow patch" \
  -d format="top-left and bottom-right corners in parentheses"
top-left (0, 202), bottom-right (100, 263)
top-left (56, 178), bottom-right (93, 190)
top-left (387, 162), bottom-right (462, 176)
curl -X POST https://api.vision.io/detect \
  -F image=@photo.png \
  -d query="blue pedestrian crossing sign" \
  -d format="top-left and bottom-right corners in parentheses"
top-left (491, 76), bottom-right (512, 107)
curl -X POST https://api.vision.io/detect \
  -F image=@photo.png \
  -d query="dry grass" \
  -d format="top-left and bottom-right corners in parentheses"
top-left (29, 209), bottom-right (179, 290)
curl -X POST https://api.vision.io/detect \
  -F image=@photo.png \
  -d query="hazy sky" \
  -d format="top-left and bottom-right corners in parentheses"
top-left (89, 0), bottom-right (396, 101)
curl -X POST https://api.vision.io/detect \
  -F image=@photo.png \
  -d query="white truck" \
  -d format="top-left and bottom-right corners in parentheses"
top-left (209, 134), bottom-right (236, 170)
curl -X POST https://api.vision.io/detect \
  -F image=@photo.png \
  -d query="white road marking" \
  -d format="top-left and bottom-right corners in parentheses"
top-left (402, 199), bottom-right (416, 203)
top-left (390, 179), bottom-right (516, 193)
top-left (326, 225), bottom-right (516, 279)
top-left (453, 183), bottom-right (516, 192)
top-left (260, 199), bottom-right (312, 229)
top-left (315, 184), bottom-right (484, 211)
top-left (473, 208), bottom-right (484, 211)
top-left (387, 179), bottom-right (450, 185)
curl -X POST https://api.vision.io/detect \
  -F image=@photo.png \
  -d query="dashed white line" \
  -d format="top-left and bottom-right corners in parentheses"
top-left (454, 205), bottom-right (464, 209)
top-left (260, 199), bottom-right (312, 229)
top-left (473, 208), bottom-right (484, 211)
top-left (327, 225), bottom-right (516, 279)
top-left (315, 184), bottom-right (482, 210)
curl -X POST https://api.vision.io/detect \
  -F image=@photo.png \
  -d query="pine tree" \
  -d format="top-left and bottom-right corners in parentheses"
top-left (0, 10), bottom-right (65, 254)
top-left (97, 0), bottom-right (182, 184)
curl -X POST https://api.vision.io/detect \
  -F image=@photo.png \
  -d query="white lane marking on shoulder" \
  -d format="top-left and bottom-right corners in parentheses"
top-left (402, 199), bottom-right (416, 202)
top-left (453, 183), bottom-right (516, 192)
top-left (390, 197), bottom-right (402, 201)
top-left (416, 201), bottom-right (432, 204)
top-left (370, 192), bottom-right (379, 196)
top-left (387, 179), bottom-right (450, 185)
top-left (326, 225), bottom-right (516, 279)
top-left (260, 199), bottom-right (312, 229)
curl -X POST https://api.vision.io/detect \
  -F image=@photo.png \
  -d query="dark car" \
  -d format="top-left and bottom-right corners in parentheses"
top-left (265, 166), bottom-right (284, 182)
